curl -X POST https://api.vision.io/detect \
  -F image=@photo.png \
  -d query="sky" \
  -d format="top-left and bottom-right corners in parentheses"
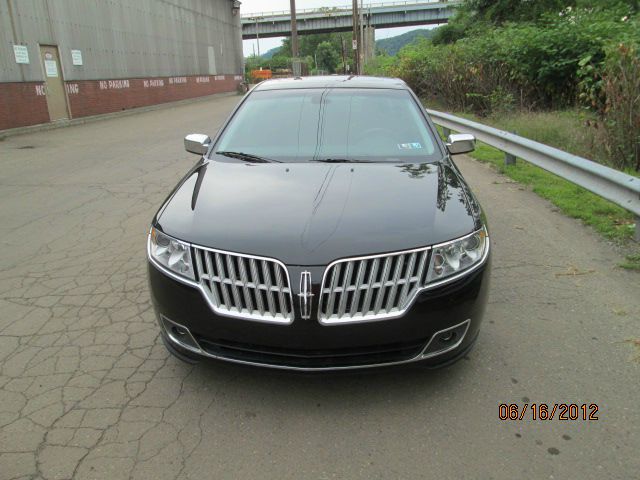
top-left (240, 0), bottom-right (440, 56)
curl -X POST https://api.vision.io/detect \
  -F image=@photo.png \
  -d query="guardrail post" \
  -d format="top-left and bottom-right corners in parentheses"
top-left (504, 152), bottom-right (517, 166)
top-left (635, 215), bottom-right (640, 242)
top-left (504, 130), bottom-right (517, 166)
top-left (442, 127), bottom-right (451, 138)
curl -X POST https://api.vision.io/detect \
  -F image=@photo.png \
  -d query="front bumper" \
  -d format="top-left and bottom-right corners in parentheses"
top-left (147, 255), bottom-right (490, 371)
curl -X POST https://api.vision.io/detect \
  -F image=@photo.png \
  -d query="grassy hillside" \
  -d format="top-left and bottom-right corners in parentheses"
top-left (375, 28), bottom-right (437, 56)
top-left (260, 46), bottom-right (282, 60)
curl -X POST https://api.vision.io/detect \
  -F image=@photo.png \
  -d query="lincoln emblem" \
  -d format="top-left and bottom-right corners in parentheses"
top-left (298, 271), bottom-right (313, 319)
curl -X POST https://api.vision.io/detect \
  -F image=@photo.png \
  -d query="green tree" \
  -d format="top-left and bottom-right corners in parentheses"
top-left (277, 32), bottom-right (354, 72)
top-left (577, 0), bottom-right (638, 11)
top-left (431, 15), bottom-right (470, 45)
top-left (316, 41), bottom-right (341, 72)
top-left (466, 0), bottom-right (574, 23)
top-left (281, 33), bottom-right (352, 60)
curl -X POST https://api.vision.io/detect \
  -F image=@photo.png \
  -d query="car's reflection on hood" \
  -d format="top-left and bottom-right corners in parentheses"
top-left (156, 158), bottom-right (481, 265)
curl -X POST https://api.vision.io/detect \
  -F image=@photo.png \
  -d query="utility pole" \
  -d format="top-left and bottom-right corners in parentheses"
top-left (340, 36), bottom-right (346, 74)
top-left (290, 0), bottom-right (299, 75)
top-left (351, 0), bottom-right (360, 74)
top-left (255, 18), bottom-right (260, 57)
top-left (360, 0), bottom-right (364, 71)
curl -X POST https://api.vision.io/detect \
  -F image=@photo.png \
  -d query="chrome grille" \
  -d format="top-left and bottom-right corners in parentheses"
top-left (319, 247), bottom-right (431, 324)
top-left (193, 247), bottom-right (294, 324)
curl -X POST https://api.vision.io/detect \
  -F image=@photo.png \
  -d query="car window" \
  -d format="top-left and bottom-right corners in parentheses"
top-left (215, 88), bottom-right (440, 163)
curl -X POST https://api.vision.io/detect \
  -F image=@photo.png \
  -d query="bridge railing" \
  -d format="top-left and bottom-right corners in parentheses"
top-left (241, 0), bottom-right (447, 19)
top-left (427, 110), bottom-right (640, 241)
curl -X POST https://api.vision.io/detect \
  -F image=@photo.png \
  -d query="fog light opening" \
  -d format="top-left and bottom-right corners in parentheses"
top-left (439, 331), bottom-right (457, 343)
top-left (421, 320), bottom-right (470, 359)
top-left (160, 316), bottom-right (201, 353)
top-left (171, 325), bottom-right (189, 338)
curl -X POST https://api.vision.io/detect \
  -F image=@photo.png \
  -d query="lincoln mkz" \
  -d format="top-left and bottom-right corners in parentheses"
top-left (147, 76), bottom-right (490, 371)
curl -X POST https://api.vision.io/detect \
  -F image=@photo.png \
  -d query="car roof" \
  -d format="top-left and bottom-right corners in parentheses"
top-left (252, 75), bottom-right (409, 91)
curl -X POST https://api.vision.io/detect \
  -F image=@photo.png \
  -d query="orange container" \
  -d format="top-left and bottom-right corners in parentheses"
top-left (251, 69), bottom-right (272, 81)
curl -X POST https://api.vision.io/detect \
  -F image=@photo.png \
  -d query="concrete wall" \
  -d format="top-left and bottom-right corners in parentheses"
top-left (0, 0), bottom-right (244, 130)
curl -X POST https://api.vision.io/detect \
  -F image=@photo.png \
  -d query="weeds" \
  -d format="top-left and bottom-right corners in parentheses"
top-left (469, 141), bottom-right (637, 242)
top-left (619, 254), bottom-right (640, 270)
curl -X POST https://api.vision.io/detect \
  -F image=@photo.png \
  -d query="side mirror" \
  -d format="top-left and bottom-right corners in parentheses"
top-left (446, 133), bottom-right (476, 155)
top-left (184, 133), bottom-right (211, 155)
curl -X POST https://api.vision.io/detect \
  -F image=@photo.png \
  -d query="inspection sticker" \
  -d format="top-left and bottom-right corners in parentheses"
top-left (398, 142), bottom-right (423, 150)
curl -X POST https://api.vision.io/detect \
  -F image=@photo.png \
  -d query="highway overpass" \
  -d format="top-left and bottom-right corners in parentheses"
top-left (241, 1), bottom-right (461, 39)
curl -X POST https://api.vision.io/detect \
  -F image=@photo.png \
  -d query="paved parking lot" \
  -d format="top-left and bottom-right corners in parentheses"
top-left (1, 93), bottom-right (639, 480)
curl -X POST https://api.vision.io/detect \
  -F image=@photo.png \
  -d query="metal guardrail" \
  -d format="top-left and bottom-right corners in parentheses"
top-left (241, 0), bottom-right (448, 19)
top-left (427, 109), bottom-right (640, 241)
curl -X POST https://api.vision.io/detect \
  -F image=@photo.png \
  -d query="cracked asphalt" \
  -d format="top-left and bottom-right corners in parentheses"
top-left (1, 93), bottom-right (638, 480)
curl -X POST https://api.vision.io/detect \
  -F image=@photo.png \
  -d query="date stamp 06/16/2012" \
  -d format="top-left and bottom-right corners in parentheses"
top-left (499, 403), bottom-right (599, 421)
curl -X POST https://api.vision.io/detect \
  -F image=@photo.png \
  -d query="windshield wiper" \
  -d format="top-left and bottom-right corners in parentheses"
top-left (216, 151), bottom-right (281, 163)
top-left (310, 158), bottom-right (376, 163)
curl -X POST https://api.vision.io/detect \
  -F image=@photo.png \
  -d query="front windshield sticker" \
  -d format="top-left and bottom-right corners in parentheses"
top-left (398, 142), bottom-right (423, 150)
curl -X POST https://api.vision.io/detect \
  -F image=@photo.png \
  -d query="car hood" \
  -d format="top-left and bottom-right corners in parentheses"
top-left (156, 159), bottom-right (480, 266)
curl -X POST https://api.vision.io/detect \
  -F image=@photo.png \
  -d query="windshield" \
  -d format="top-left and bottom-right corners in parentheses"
top-left (215, 88), bottom-right (441, 163)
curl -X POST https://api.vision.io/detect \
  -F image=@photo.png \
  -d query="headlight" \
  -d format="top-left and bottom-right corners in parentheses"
top-left (426, 227), bottom-right (488, 284)
top-left (148, 227), bottom-right (195, 280)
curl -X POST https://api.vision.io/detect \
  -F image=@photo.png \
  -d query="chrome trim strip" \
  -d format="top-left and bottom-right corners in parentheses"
top-left (318, 230), bottom-right (489, 325)
top-left (161, 316), bottom-right (473, 372)
top-left (148, 233), bottom-right (294, 325)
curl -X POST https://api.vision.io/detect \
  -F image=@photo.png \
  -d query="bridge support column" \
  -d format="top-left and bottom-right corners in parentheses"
top-left (363, 26), bottom-right (375, 66)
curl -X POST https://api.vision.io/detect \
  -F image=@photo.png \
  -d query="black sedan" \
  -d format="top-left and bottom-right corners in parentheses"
top-left (147, 76), bottom-right (490, 371)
